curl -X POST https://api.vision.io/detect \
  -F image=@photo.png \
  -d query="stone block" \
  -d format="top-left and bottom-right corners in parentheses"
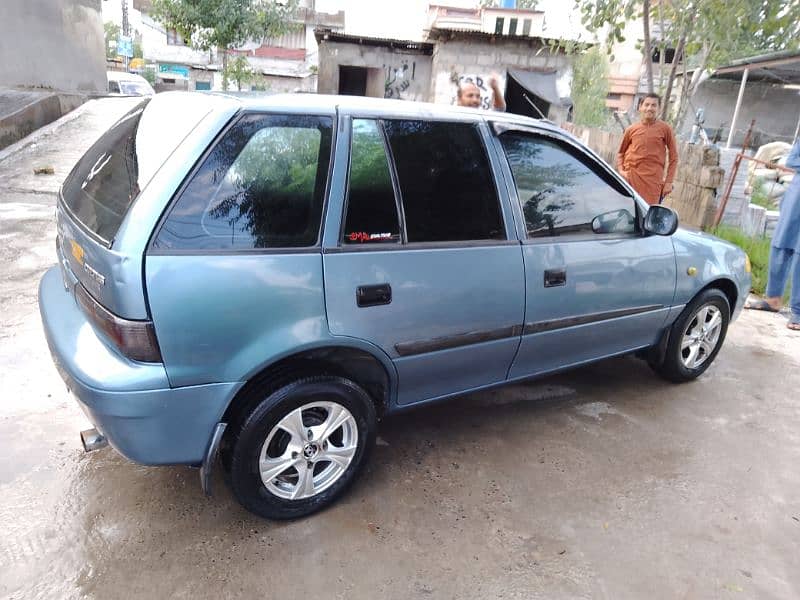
top-left (699, 166), bottom-right (725, 188)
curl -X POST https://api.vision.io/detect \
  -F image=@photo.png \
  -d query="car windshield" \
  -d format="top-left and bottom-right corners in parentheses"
top-left (120, 81), bottom-right (152, 95)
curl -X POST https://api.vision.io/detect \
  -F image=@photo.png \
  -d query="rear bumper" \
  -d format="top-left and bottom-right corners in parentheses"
top-left (39, 266), bottom-right (241, 465)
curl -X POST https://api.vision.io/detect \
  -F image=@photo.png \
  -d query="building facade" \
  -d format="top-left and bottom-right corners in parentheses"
top-left (103, 0), bottom-right (344, 92)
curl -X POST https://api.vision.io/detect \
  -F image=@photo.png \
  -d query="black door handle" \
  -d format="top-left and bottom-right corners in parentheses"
top-left (544, 268), bottom-right (566, 288)
top-left (357, 284), bottom-right (392, 307)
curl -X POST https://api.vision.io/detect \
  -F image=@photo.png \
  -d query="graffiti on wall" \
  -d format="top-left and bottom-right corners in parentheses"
top-left (453, 74), bottom-right (496, 110)
top-left (384, 59), bottom-right (417, 99)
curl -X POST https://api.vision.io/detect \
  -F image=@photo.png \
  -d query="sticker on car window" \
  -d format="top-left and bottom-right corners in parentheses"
top-left (347, 232), bottom-right (395, 243)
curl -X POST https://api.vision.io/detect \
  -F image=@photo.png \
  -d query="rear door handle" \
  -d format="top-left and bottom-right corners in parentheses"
top-left (357, 283), bottom-right (392, 307)
top-left (544, 268), bottom-right (566, 288)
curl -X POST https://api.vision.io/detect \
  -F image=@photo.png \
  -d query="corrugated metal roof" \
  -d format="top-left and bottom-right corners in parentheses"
top-left (314, 28), bottom-right (434, 54)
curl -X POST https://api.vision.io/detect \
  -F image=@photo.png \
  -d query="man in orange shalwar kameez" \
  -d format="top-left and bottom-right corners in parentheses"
top-left (616, 93), bottom-right (678, 205)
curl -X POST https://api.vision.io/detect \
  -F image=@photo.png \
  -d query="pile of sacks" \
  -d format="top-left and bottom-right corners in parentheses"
top-left (747, 141), bottom-right (795, 204)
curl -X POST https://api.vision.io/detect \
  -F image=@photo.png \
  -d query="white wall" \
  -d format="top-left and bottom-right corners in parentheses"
top-left (0, 0), bottom-right (106, 92)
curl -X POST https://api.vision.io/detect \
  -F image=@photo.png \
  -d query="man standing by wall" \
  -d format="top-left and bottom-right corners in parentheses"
top-left (617, 93), bottom-right (678, 205)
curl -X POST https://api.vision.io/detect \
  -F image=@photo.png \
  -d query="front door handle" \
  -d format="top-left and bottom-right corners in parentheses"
top-left (544, 268), bottom-right (566, 288)
top-left (357, 283), bottom-right (392, 307)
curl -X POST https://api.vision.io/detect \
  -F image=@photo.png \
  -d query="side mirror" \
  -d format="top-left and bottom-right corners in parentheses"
top-left (591, 208), bottom-right (636, 234)
top-left (643, 205), bottom-right (679, 236)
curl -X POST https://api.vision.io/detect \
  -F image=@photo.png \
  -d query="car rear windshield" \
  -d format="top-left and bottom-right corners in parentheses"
top-left (61, 95), bottom-right (212, 244)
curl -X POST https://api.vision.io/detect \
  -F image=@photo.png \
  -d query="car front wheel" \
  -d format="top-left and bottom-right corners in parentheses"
top-left (225, 376), bottom-right (376, 520)
top-left (652, 288), bottom-right (731, 383)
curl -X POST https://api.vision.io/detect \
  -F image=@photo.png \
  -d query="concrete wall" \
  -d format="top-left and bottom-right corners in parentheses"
top-left (317, 42), bottom-right (433, 102)
top-left (682, 78), bottom-right (800, 147)
top-left (0, 0), bottom-right (106, 93)
top-left (430, 37), bottom-right (572, 120)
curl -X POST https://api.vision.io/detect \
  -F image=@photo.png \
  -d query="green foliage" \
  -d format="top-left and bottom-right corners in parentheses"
top-left (133, 37), bottom-right (144, 59)
top-left (224, 54), bottom-right (256, 91)
top-left (349, 121), bottom-right (392, 194)
top-left (577, 0), bottom-right (800, 69)
top-left (571, 47), bottom-right (611, 128)
top-left (710, 225), bottom-right (790, 299)
top-left (141, 68), bottom-right (157, 86)
top-left (152, 0), bottom-right (298, 50)
top-left (210, 124), bottom-right (326, 246)
top-left (750, 179), bottom-right (777, 211)
top-left (104, 22), bottom-right (121, 60)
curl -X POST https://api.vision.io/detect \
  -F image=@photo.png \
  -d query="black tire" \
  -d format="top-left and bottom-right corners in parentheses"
top-left (224, 376), bottom-right (376, 520)
top-left (652, 288), bottom-right (731, 383)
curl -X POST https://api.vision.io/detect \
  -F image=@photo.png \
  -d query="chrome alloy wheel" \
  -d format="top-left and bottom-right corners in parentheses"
top-left (680, 304), bottom-right (723, 369)
top-left (259, 401), bottom-right (359, 500)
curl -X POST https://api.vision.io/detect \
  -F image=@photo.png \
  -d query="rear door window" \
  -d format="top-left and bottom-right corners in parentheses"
top-left (154, 114), bottom-right (333, 250)
top-left (383, 120), bottom-right (504, 243)
top-left (342, 119), bottom-right (400, 245)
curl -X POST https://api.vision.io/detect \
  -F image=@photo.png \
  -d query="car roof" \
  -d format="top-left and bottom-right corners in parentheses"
top-left (107, 71), bottom-right (148, 83)
top-left (193, 92), bottom-right (565, 135)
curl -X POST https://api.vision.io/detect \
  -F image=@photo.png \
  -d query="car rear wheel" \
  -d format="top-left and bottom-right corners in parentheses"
top-left (225, 376), bottom-right (376, 520)
top-left (651, 288), bottom-right (730, 383)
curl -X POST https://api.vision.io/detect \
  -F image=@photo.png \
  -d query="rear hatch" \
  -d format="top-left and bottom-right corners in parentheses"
top-left (56, 93), bottom-right (228, 360)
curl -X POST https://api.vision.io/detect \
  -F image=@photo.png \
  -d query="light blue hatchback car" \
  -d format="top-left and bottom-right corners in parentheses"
top-left (39, 92), bottom-right (751, 519)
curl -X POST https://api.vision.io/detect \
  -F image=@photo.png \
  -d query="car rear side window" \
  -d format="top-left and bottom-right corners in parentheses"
top-left (499, 132), bottom-right (635, 238)
top-left (154, 113), bottom-right (333, 250)
top-left (383, 120), bottom-right (504, 243)
top-left (342, 119), bottom-right (400, 245)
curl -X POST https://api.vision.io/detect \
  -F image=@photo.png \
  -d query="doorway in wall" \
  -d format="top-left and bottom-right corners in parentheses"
top-left (339, 66), bottom-right (367, 96)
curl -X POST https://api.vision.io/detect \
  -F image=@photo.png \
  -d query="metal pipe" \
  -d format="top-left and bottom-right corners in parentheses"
top-left (80, 428), bottom-right (108, 452)
top-left (726, 68), bottom-right (749, 149)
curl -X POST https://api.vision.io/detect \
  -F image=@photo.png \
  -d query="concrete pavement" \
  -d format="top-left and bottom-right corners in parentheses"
top-left (1, 98), bottom-right (799, 600)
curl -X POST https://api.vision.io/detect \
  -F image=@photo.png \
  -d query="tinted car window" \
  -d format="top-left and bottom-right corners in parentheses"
top-left (383, 120), bottom-right (504, 243)
top-left (343, 119), bottom-right (400, 245)
top-left (154, 114), bottom-right (333, 250)
top-left (500, 133), bottom-right (635, 238)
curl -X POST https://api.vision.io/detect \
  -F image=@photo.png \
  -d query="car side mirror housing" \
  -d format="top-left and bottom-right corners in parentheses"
top-left (643, 205), bottom-right (679, 236)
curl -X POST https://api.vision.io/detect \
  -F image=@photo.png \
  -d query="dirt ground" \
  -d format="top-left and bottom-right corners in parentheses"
top-left (2, 99), bottom-right (799, 600)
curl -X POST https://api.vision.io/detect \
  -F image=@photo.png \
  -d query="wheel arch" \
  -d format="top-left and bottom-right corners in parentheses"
top-left (700, 277), bottom-right (738, 313)
top-left (220, 342), bottom-right (397, 428)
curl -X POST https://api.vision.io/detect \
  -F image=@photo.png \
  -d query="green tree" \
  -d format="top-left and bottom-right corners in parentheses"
top-left (151, 0), bottom-right (298, 90)
top-left (224, 54), bottom-right (256, 91)
top-left (576, 0), bottom-right (800, 125)
top-left (104, 21), bottom-right (121, 60)
top-left (571, 46), bottom-right (611, 127)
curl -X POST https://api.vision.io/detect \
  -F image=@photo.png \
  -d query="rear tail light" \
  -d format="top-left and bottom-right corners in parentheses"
top-left (74, 283), bottom-right (162, 363)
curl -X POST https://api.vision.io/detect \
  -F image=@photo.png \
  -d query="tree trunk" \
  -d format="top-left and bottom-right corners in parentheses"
top-left (675, 42), bottom-right (713, 132)
top-left (221, 47), bottom-right (229, 91)
top-left (661, 2), bottom-right (698, 122)
top-left (642, 0), bottom-right (654, 94)
top-left (660, 34), bottom-right (685, 122)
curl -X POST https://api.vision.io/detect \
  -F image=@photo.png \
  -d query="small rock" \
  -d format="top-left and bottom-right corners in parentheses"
top-left (34, 166), bottom-right (55, 175)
